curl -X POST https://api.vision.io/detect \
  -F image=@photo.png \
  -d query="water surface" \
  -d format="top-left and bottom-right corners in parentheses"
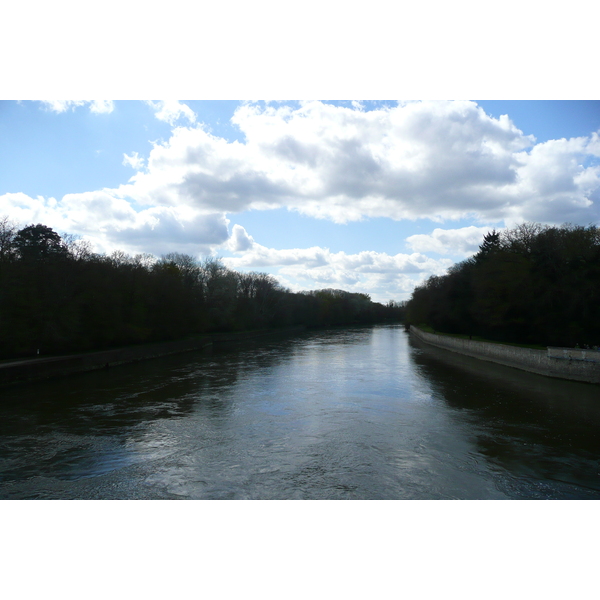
top-left (1, 325), bottom-right (599, 499)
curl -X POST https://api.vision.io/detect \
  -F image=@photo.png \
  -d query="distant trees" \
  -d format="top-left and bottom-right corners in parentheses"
top-left (234, 271), bottom-right (284, 330)
top-left (0, 218), bottom-right (404, 359)
top-left (405, 222), bottom-right (600, 347)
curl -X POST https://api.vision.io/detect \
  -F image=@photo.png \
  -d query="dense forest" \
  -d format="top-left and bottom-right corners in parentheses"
top-left (0, 217), bottom-right (404, 359)
top-left (406, 222), bottom-right (600, 348)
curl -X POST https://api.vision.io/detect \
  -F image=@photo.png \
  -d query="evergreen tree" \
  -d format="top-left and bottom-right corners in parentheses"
top-left (474, 229), bottom-right (500, 262)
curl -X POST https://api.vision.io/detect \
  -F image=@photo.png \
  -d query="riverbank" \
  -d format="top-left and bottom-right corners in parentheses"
top-left (0, 326), bottom-right (306, 388)
top-left (410, 326), bottom-right (600, 384)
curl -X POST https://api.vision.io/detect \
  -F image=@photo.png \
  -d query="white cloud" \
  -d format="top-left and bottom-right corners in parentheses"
top-left (40, 101), bottom-right (86, 112)
top-left (39, 100), bottom-right (114, 113)
top-left (405, 226), bottom-right (496, 255)
top-left (89, 100), bottom-right (114, 114)
top-left (506, 136), bottom-right (600, 224)
top-left (227, 223), bottom-right (255, 251)
top-left (0, 191), bottom-right (228, 258)
top-left (0, 192), bottom-right (66, 231)
top-left (108, 100), bottom-right (599, 228)
top-left (222, 225), bottom-right (452, 301)
top-left (123, 151), bottom-right (145, 170)
top-left (146, 100), bottom-right (197, 125)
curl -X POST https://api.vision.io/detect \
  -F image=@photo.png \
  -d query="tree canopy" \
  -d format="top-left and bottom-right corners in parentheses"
top-left (406, 222), bottom-right (600, 348)
top-left (0, 217), bottom-right (404, 359)
top-left (12, 223), bottom-right (68, 261)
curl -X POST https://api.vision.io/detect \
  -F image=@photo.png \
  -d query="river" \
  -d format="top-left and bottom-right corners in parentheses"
top-left (1, 324), bottom-right (599, 499)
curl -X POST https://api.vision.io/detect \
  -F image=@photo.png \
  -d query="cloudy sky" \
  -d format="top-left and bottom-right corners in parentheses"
top-left (2, 99), bottom-right (600, 302)
top-left (2, 1), bottom-right (598, 304)
top-left (2, 99), bottom-right (599, 302)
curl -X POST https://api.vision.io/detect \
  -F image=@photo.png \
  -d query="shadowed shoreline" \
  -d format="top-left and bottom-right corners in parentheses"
top-left (0, 326), bottom-right (306, 388)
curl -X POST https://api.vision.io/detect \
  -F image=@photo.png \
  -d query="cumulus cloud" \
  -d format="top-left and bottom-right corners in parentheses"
top-left (227, 223), bottom-right (255, 251)
top-left (0, 191), bottom-right (228, 257)
top-left (39, 100), bottom-right (114, 113)
top-left (223, 225), bottom-right (452, 301)
top-left (146, 100), bottom-right (197, 125)
top-left (107, 100), bottom-right (600, 227)
top-left (123, 151), bottom-right (145, 170)
top-left (405, 226), bottom-right (496, 255)
top-left (505, 136), bottom-right (600, 224)
top-left (104, 209), bottom-right (229, 256)
top-left (0, 192), bottom-right (65, 231)
top-left (88, 100), bottom-right (115, 114)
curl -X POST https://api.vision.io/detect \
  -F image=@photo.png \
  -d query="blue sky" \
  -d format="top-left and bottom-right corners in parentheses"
top-left (1, 99), bottom-right (599, 302)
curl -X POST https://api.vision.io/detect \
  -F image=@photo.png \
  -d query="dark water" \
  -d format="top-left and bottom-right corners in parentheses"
top-left (1, 325), bottom-right (599, 499)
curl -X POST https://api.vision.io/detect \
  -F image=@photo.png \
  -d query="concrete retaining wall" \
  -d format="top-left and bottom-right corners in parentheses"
top-left (410, 326), bottom-right (600, 384)
top-left (547, 346), bottom-right (600, 363)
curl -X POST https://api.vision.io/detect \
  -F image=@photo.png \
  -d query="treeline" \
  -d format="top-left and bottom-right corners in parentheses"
top-left (406, 223), bottom-right (600, 348)
top-left (0, 218), bottom-right (404, 359)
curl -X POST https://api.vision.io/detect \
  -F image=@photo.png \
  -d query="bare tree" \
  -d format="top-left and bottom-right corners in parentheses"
top-left (0, 215), bottom-right (18, 262)
top-left (62, 233), bottom-right (95, 262)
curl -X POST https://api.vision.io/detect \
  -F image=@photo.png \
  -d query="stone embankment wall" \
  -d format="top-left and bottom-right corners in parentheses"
top-left (547, 346), bottom-right (600, 363)
top-left (0, 327), bottom-right (306, 388)
top-left (410, 326), bottom-right (600, 384)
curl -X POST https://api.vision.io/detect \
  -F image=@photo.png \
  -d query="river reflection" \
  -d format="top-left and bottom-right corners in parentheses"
top-left (1, 325), bottom-right (599, 499)
top-left (408, 336), bottom-right (600, 498)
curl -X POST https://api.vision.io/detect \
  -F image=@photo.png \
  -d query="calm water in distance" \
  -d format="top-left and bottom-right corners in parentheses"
top-left (1, 324), bottom-right (599, 499)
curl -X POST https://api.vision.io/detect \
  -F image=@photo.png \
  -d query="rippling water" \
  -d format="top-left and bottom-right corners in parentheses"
top-left (1, 325), bottom-right (599, 499)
